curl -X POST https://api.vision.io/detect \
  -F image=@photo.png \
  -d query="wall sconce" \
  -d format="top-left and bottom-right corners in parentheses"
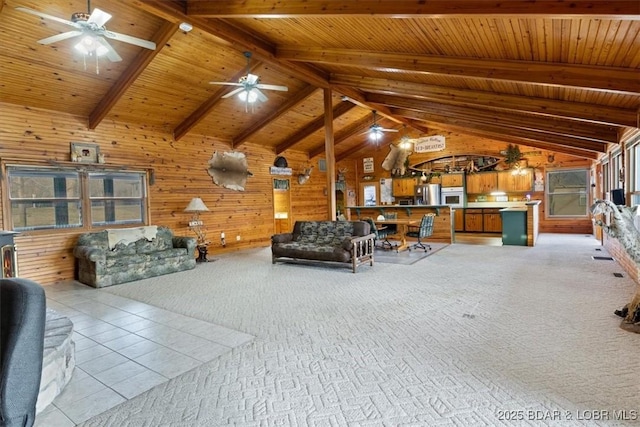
top-left (184, 197), bottom-right (209, 247)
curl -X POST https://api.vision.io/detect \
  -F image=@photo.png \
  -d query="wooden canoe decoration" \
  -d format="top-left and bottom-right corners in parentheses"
top-left (207, 151), bottom-right (253, 191)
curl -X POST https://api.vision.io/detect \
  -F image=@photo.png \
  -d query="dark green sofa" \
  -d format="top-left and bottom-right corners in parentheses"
top-left (271, 220), bottom-right (375, 273)
top-left (74, 226), bottom-right (196, 288)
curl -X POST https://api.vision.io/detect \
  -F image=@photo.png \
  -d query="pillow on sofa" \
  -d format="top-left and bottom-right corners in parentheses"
top-left (297, 222), bottom-right (319, 244)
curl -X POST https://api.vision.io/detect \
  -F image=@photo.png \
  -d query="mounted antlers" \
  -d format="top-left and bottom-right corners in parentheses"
top-left (298, 166), bottom-right (314, 185)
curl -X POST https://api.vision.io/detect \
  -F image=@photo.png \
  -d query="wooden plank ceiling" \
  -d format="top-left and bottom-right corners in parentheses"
top-left (1, 0), bottom-right (639, 160)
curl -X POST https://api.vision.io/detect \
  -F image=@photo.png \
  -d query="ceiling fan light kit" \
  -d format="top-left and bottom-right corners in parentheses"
top-left (209, 51), bottom-right (288, 112)
top-left (366, 110), bottom-right (398, 143)
top-left (16, 0), bottom-right (156, 74)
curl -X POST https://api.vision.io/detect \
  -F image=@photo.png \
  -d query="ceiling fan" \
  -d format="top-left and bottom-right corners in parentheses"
top-left (363, 110), bottom-right (399, 143)
top-left (209, 51), bottom-right (288, 111)
top-left (16, 0), bottom-right (156, 73)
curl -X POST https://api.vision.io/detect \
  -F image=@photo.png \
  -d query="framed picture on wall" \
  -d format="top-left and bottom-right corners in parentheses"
top-left (363, 157), bottom-right (374, 173)
top-left (71, 142), bottom-right (100, 163)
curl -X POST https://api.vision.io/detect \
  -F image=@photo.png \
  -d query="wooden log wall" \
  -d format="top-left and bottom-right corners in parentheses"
top-left (0, 103), bottom-right (596, 284)
top-left (0, 103), bottom-right (346, 284)
top-left (353, 129), bottom-right (595, 234)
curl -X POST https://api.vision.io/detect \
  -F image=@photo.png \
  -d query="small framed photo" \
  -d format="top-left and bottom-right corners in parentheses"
top-left (71, 142), bottom-right (100, 163)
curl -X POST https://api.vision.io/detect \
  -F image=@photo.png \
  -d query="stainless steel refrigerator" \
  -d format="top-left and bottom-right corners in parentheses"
top-left (414, 183), bottom-right (441, 205)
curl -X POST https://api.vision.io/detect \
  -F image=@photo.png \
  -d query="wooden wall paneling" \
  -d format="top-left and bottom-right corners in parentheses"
top-left (0, 102), bottom-right (330, 284)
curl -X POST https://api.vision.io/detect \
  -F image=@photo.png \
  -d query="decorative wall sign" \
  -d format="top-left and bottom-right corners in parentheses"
top-left (270, 166), bottom-right (292, 175)
top-left (363, 157), bottom-right (374, 173)
top-left (70, 142), bottom-right (100, 163)
top-left (207, 151), bottom-right (253, 191)
top-left (413, 135), bottom-right (446, 153)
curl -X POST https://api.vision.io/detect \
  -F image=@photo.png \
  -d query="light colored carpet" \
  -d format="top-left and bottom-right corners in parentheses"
top-left (374, 243), bottom-right (449, 265)
top-left (81, 234), bottom-right (640, 426)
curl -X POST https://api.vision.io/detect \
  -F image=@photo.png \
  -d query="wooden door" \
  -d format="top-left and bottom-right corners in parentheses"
top-left (360, 182), bottom-right (380, 206)
top-left (273, 179), bottom-right (292, 233)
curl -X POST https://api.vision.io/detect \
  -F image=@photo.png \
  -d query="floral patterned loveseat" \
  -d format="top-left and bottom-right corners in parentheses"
top-left (74, 226), bottom-right (196, 288)
top-left (271, 221), bottom-right (375, 273)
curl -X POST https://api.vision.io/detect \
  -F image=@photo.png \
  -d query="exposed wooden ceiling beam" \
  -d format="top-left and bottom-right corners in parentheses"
top-left (279, 48), bottom-right (640, 95)
top-left (429, 123), bottom-right (600, 160)
top-left (331, 74), bottom-right (639, 128)
top-left (275, 102), bottom-right (356, 154)
top-left (335, 139), bottom-right (395, 163)
top-left (174, 62), bottom-right (263, 141)
top-left (392, 107), bottom-right (607, 153)
top-left (88, 21), bottom-right (179, 130)
top-left (308, 115), bottom-right (375, 158)
top-left (136, 0), bottom-right (330, 88)
top-left (367, 93), bottom-right (620, 144)
top-left (233, 85), bottom-right (318, 148)
top-left (187, 1), bottom-right (640, 18)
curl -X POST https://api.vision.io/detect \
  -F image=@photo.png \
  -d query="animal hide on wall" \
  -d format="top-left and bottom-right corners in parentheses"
top-left (207, 151), bottom-right (253, 191)
top-left (382, 145), bottom-right (410, 176)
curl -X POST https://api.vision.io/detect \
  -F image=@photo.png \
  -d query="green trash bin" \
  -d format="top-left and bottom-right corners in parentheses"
top-left (500, 208), bottom-right (527, 246)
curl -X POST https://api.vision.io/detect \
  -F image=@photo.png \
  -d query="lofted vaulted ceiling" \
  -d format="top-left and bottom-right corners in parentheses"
top-left (1, 0), bottom-right (639, 161)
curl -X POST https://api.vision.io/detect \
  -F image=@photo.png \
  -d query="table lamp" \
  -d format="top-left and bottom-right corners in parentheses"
top-left (184, 197), bottom-right (209, 246)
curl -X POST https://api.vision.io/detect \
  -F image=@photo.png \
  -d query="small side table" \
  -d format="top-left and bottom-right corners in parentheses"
top-left (196, 245), bottom-right (209, 263)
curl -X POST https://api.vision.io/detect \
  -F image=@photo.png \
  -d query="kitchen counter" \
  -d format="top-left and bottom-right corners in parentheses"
top-left (467, 201), bottom-right (526, 208)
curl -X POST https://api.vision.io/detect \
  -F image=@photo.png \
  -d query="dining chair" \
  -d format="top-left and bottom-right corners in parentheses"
top-left (406, 213), bottom-right (435, 251)
top-left (364, 218), bottom-right (393, 250)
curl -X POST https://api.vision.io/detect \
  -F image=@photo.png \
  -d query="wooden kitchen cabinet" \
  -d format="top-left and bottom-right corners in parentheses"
top-left (483, 209), bottom-right (502, 233)
top-left (466, 172), bottom-right (498, 194)
top-left (497, 169), bottom-right (533, 192)
top-left (441, 173), bottom-right (464, 187)
top-left (392, 177), bottom-right (417, 197)
top-left (464, 209), bottom-right (484, 232)
top-left (453, 208), bottom-right (464, 232)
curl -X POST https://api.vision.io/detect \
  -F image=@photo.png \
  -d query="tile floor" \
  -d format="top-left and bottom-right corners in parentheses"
top-left (35, 281), bottom-right (254, 426)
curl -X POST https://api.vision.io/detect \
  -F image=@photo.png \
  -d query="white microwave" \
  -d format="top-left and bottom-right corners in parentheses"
top-left (441, 187), bottom-right (466, 208)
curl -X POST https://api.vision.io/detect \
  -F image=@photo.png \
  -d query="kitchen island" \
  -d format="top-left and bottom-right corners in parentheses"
top-left (461, 201), bottom-right (540, 246)
top-left (346, 205), bottom-right (453, 244)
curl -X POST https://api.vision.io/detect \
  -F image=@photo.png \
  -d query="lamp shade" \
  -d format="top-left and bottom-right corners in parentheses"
top-left (184, 197), bottom-right (209, 212)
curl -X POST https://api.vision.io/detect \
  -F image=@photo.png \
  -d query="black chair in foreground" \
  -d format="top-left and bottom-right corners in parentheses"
top-left (364, 218), bottom-right (393, 250)
top-left (406, 213), bottom-right (435, 251)
top-left (0, 278), bottom-right (47, 427)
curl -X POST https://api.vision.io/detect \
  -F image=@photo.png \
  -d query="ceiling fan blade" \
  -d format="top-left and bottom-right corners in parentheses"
top-left (210, 81), bottom-right (243, 87)
top-left (382, 129), bottom-right (399, 132)
top-left (87, 8), bottom-right (112, 28)
top-left (222, 87), bottom-right (246, 99)
top-left (255, 84), bottom-right (288, 92)
top-left (103, 31), bottom-right (156, 50)
top-left (96, 37), bottom-right (122, 62)
top-left (255, 89), bottom-right (268, 103)
top-left (15, 7), bottom-right (80, 28)
top-left (37, 30), bottom-right (82, 45)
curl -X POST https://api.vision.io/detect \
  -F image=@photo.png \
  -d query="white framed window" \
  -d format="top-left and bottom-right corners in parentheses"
top-left (546, 169), bottom-right (589, 218)
top-left (627, 137), bottom-right (640, 206)
top-left (5, 165), bottom-right (148, 232)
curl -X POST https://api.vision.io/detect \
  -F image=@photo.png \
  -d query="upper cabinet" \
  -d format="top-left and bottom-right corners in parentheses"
top-left (392, 177), bottom-right (417, 197)
top-left (497, 169), bottom-right (534, 192)
top-left (441, 173), bottom-right (464, 187)
top-left (466, 172), bottom-right (498, 194)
